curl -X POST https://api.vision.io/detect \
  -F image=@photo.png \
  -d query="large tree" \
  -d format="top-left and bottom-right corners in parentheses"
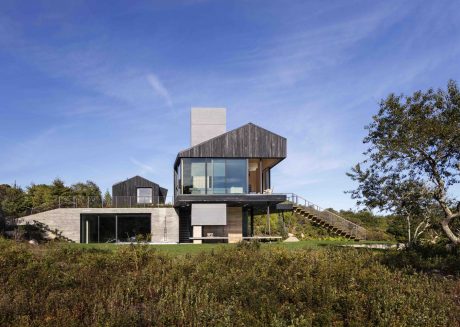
top-left (348, 80), bottom-right (460, 245)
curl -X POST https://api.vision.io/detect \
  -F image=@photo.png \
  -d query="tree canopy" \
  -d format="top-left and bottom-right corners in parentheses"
top-left (348, 80), bottom-right (460, 245)
top-left (0, 179), bottom-right (103, 221)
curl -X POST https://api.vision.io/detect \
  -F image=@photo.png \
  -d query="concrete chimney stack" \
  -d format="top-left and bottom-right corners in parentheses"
top-left (190, 107), bottom-right (226, 146)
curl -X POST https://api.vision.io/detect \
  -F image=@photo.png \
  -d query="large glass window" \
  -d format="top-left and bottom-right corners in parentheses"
top-left (137, 188), bottom-right (153, 204)
top-left (226, 159), bottom-right (247, 193)
top-left (211, 159), bottom-right (226, 194)
top-left (81, 214), bottom-right (151, 243)
top-left (181, 158), bottom-right (247, 195)
top-left (183, 158), bottom-right (207, 194)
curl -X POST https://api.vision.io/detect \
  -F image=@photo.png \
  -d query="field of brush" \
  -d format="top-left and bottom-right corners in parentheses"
top-left (0, 238), bottom-right (459, 326)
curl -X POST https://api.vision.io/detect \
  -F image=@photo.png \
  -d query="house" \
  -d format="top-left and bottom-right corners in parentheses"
top-left (21, 176), bottom-right (177, 244)
top-left (173, 108), bottom-right (287, 243)
top-left (20, 107), bottom-right (289, 243)
top-left (80, 175), bottom-right (170, 243)
top-left (18, 107), bottom-right (367, 243)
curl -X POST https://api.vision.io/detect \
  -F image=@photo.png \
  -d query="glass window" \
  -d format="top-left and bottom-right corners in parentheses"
top-left (211, 159), bottom-right (226, 194)
top-left (182, 158), bottom-right (207, 194)
top-left (137, 188), bottom-right (152, 204)
top-left (226, 159), bottom-right (247, 193)
top-left (99, 216), bottom-right (117, 243)
top-left (180, 158), bottom-right (248, 194)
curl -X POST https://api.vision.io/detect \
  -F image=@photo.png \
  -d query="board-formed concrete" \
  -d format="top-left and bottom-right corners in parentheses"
top-left (19, 208), bottom-right (180, 243)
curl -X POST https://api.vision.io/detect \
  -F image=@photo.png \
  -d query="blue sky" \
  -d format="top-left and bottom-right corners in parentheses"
top-left (1, 0), bottom-right (459, 210)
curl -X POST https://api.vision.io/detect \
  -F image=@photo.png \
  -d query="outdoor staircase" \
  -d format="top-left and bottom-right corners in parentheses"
top-left (32, 220), bottom-right (75, 243)
top-left (287, 194), bottom-right (367, 241)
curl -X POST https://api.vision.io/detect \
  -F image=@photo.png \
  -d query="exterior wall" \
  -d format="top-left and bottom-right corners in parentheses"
top-left (178, 123), bottom-right (287, 159)
top-left (151, 208), bottom-right (180, 243)
top-left (227, 207), bottom-right (243, 243)
top-left (191, 107), bottom-right (226, 146)
top-left (112, 176), bottom-right (167, 204)
top-left (19, 208), bottom-right (179, 243)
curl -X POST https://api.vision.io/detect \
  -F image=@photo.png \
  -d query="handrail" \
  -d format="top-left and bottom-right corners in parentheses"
top-left (285, 193), bottom-right (367, 239)
top-left (22, 196), bottom-right (175, 214)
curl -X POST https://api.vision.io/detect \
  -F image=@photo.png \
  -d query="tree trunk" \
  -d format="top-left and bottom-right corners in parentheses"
top-left (441, 215), bottom-right (460, 245)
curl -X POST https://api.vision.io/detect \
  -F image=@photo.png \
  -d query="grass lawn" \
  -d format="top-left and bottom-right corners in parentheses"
top-left (68, 239), bottom-right (395, 255)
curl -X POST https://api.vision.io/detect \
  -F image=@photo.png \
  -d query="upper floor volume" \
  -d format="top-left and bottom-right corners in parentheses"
top-left (173, 108), bottom-right (287, 204)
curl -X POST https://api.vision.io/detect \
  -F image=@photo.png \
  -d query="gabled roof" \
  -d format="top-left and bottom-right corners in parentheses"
top-left (175, 123), bottom-right (286, 166)
top-left (112, 175), bottom-right (159, 187)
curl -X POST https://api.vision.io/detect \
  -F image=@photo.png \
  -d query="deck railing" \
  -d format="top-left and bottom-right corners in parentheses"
top-left (25, 195), bottom-right (175, 214)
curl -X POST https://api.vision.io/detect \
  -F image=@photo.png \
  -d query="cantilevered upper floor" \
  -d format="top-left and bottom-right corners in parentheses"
top-left (173, 116), bottom-right (287, 206)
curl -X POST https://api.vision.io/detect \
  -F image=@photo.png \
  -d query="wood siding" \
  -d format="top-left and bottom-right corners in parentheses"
top-left (227, 207), bottom-right (243, 243)
top-left (112, 176), bottom-right (167, 204)
top-left (176, 123), bottom-right (287, 163)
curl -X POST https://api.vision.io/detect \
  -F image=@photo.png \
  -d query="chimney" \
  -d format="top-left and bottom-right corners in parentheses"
top-left (190, 107), bottom-right (226, 146)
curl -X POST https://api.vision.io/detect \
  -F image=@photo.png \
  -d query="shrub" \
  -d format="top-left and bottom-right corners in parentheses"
top-left (0, 240), bottom-right (458, 326)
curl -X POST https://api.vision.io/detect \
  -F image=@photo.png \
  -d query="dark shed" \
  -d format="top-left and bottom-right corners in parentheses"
top-left (112, 176), bottom-right (168, 206)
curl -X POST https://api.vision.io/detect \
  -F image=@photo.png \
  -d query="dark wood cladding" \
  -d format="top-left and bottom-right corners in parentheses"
top-left (112, 175), bottom-right (167, 204)
top-left (176, 123), bottom-right (287, 163)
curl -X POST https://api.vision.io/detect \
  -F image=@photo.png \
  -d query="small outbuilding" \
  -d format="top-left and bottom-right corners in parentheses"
top-left (112, 175), bottom-right (168, 206)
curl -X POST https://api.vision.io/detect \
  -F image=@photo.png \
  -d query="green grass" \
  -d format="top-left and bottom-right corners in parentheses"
top-left (68, 239), bottom-right (396, 255)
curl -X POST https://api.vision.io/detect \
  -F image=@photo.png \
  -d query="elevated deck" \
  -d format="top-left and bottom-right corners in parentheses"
top-left (174, 193), bottom-right (287, 207)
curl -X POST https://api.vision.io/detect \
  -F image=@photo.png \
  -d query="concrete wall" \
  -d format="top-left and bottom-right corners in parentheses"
top-left (151, 208), bottom-right (179, 243)
top-left (19, 208), bottom-right (179, 243)
top-left (191, 107), bottom-right (226, 146)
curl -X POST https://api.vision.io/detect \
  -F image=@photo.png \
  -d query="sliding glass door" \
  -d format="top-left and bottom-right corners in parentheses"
top-left (81, 214), bottom-right (151, 243)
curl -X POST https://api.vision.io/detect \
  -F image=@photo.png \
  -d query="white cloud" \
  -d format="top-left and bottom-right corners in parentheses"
top-left (130, 157), bottom-right (154, 174)
top-left (146, 73), bottom-right (173, 107)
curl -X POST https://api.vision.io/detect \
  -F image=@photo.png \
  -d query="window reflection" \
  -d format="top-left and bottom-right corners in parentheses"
top-left (181, 158), bottom-right (247, 194)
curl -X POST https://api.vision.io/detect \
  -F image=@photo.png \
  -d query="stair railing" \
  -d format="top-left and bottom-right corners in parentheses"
top-left (286, 193), bottom-right (367, 240)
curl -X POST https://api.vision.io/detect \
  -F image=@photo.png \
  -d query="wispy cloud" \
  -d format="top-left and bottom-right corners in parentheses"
top-left (130, 157), bottom-right (154, 174)
top-left (147, 73), bottom-right (173, 107)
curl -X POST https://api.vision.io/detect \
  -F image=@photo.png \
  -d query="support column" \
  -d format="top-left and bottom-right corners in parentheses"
top-left (250, 207), bottom-right (254, 237)
top-left (193, 225), bottom-right (202, 244)
top-left (267, 204), bottom-right (271, 236)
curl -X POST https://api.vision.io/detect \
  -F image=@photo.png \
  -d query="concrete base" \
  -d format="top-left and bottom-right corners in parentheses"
top-left (19, 208), bottom-right (180, 243)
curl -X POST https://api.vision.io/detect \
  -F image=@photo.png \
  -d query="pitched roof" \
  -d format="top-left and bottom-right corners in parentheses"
top-left (175, 123), bottom-right (286, 165)
top-left (112, 175), bottom-right (158, 187)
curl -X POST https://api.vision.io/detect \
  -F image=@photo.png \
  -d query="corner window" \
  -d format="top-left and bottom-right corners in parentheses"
top-left (137, 188), bottom-right (152, 204)
top-left (181, 158), bottom-right (247, 195)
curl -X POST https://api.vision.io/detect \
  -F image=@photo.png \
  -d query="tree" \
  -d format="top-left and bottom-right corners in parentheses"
top-left (348, 80), bottom-right (460, 245)
top-left (27, 184), bottom-right (55, 213)
top-left (0, 184), bottom-right (28, 224)
top-left (103, 190), bottom-right (112, 208)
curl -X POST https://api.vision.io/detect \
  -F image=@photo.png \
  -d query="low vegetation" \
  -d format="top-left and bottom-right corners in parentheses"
top-left (1, 238), bottom-right (458, 326)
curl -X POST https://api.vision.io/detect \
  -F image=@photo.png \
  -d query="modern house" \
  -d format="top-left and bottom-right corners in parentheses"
top-left (173, 108), bottom-right (287, 243)
top-left (21, 176), bottom-right (178, 244)
top-left (19, 107), bottom-right (367, 243)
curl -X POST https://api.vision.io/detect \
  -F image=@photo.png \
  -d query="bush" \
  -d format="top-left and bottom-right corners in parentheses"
top-left (382, 243), bottom-right (460, 276)
top-left (0, 239), bottom-right (458, 326)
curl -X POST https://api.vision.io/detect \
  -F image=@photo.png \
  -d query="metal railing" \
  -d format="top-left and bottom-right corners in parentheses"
top-left (286, 193), bottom-right (367, 240)
top-left (24, 196), bottom-right (175, 214)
